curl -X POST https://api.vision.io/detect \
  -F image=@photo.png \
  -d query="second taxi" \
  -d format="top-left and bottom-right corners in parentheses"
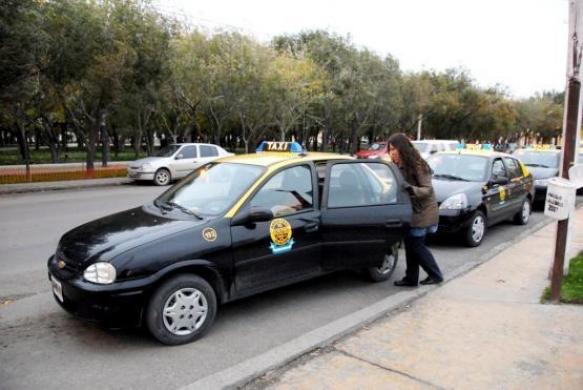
top-left (427, 145), bottom-right (534, 247)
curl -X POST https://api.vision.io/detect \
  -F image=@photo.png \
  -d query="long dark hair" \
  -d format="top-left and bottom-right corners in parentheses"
top-left (388, 133), bottom-right (431, 180)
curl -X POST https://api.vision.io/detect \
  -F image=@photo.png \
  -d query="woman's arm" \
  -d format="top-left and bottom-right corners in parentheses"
top-left (407, 167), bottom-right (433, 200)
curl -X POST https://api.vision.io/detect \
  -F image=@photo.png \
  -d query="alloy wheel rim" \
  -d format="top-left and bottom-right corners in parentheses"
top-left (162, 288), bottom-right (208, 336)
top-left (156, 171), bottom-right (169, 185)
top-left (377, 252), bottom-right (396, 274)
top-left (472, 216), bottom-right (485, 243)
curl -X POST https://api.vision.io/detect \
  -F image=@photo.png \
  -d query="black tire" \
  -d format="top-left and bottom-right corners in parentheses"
top-left (366, 242), bottom-right (400, 282)
top-left (146, 274), bottom-right (217, 346)
top-left (464, 211), bottom-right (487, 247)
top-left (153, 168), bottom-right (171, 186)
top-left (513, 197), bottom-right (531, 225)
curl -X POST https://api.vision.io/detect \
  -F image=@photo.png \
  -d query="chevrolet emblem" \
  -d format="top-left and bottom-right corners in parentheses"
top-left (57, 260), bottom-right (66, 269)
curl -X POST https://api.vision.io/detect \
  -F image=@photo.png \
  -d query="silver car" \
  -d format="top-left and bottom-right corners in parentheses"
top-left (128, 143), bottom-right (233, 185)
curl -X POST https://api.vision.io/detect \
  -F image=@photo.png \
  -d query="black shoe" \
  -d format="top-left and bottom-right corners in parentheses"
top-left (420, 276), bottom-right (443, 285)
top-left (394, 279), bottom-right (418, 287)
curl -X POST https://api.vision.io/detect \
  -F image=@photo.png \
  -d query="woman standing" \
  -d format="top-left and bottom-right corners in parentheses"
top-left (388, 133), bottom-right (444, 286)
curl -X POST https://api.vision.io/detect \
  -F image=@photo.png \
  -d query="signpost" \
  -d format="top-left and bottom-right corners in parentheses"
top-left (550, 0), bottom-right (583, 303)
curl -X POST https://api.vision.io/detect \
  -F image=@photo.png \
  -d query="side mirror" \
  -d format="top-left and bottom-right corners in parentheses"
top-left (175, 154), bottom-right (184, 160)
top-left (231, 207), bottom-right (273, 226)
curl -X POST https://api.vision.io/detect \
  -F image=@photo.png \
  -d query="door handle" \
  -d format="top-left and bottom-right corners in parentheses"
top-left (304, 222), bottom-right (319, 232)
top-left (385, 219), bottom-right (402, 228)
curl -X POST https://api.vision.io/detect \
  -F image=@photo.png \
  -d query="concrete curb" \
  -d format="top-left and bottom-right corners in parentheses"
top-left (180, 215), bottom-right (557, 390)
top-left (0, 178), bottom-right (133, 195)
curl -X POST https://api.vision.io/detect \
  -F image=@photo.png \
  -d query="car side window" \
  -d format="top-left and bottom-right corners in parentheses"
top-left (200, 145), bottom-right (218, 157)
top-left (328, 163), bottom-right (397, 208)
top-left (492, 159), bottom-right (507, 179)
top-left (250, 165), bottom-right (314, 217)
top-left (503, 157), bottom-right (522, 179)
top-left (180, 146), bottom-right (197, 159)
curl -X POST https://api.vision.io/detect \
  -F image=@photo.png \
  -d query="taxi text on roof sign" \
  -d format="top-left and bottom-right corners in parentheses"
top-left (256, 141), bottom-right (304, 153)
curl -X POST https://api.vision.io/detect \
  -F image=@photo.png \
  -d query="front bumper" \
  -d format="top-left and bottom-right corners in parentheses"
top-left (47, 255), bottom-right (148, 328)
top-left (127, 169), bottom-right (155, 181)
top-left (436, 208), bottom-right (476, 234)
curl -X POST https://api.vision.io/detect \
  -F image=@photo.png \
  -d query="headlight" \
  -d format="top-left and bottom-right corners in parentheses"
top-left (140, 163), bottom-right (153, 171)
top-left (439, 193), bottom-right (468, 210)
top-left (83, 262), bottom-right (116, 284)
top-left (535, 178), bottom-right (549, 187)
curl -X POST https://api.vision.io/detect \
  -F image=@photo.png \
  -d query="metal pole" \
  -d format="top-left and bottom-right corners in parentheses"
top-left (550, 0), bottom-right (583, 303)
top-left (417, 114), bottom-right (422, 140)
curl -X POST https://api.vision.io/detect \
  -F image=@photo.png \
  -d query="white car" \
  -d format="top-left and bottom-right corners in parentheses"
top-left (412, 140), bottom-right (458, 159)
top-left (128, 143), bottom-right (233, 185)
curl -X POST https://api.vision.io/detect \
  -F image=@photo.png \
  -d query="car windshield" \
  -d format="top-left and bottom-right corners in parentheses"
top-left (155, 145), bottom-right (181, 157)
top-left (368, 143), bottom-right (385, 151)
top-left (513, 150), bottom-right (559, 168)
top-left (412, 142), bottom-right (429, 153)
top-left (428, 154), bottom-right (488, 182)
top-left (156, 163), bottom-right (264, 216)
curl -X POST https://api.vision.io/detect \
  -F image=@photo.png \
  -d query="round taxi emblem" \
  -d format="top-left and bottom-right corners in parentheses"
top-left (202, 228), bottom-right (217, 242)
top-left (57, 260), bottom-right (66, 269)
top-left (270, 218), bottom-right (292, 246)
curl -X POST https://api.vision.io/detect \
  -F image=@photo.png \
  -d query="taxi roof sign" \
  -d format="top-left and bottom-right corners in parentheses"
top-left (525, 144), bottom-right (557, 151)
top-left (256, 141), bottom-right (304, 153)
top-left (456, 143), bottom-right (492, 152)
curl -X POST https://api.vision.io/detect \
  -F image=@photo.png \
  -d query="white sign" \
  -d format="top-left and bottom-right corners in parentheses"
top-left (544, 177), bottom-right (577, 220)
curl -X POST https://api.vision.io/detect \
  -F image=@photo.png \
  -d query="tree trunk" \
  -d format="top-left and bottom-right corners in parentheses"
top-left (86, 108), bottom-right (102, 174)
top-left (100, 113), bottom-right (109, 167)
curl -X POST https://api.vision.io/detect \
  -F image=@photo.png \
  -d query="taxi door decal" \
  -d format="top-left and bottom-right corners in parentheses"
top-left (269, 218), bottom-right (295, 255)
top-left (499, 186), bottom-right (507, 202)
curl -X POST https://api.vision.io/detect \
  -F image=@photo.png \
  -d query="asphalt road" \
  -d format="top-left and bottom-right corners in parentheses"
top-left (0, 185), bottom-right (576, 390)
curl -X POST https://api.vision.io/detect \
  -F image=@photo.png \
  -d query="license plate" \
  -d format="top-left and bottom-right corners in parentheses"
top-left (50, 274), bottom-right (63, 303)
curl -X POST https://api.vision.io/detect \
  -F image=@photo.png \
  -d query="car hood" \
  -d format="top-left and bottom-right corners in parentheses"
top-left (58, 205), bottom-right (204, 267)
top-left (432, 179), bottom-right (484, 203)
top-left (527, 167), bottom-right (559, 180)
top-left (129, 157), bottom-right (165, 168)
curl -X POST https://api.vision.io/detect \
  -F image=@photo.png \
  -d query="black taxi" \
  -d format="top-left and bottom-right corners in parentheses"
top-left (48, 142), bottom-right (412, 345)
top-left (426, 144), bottom-right (534, 247)
top-left (512, 146), bottom-right (560, 204)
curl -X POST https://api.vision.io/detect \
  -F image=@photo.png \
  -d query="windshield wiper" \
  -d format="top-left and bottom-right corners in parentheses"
top-left (525, 163), bottom-right (551, 168)
top-left (154, 199), bottom-right (172, 212)
top-left (166, 201), bottom-right (204, 220)
top-left (433, 174), bottom-right (469, 181)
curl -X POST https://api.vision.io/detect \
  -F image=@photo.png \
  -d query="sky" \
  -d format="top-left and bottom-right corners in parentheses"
top-left (154, 0), bottom-right (569, 99)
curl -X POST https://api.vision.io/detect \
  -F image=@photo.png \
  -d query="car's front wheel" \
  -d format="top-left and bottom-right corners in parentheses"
top-left (366, 242), bottom-right (400, 282)
top-left (464, 211), bottom-right (486, 247)
top-left (153, 168), bottom-right (171, 186)
top-left (146, 274), bottom-right (217, 345)
top-left (513, 197), bottom-right (531, 225)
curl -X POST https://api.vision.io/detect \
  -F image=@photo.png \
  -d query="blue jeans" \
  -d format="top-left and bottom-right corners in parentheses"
top-left (403, 225), bottom-right (443, 283)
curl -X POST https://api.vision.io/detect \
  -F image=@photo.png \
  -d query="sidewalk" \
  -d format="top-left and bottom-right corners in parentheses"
top-left (250, 208), bottom-right (583, 389)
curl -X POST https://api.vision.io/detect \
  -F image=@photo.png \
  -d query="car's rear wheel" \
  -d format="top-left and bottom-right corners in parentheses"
top-left (513, 198), bottom-right (531, 225)
top-left (366, 242), bottom-right (399, 282)
top-left (464, 211), bottom-right (486, 247)
top-left (146, 274), bottom-right (217, 345)
top-left (153, 168), bottom-right (171, 186)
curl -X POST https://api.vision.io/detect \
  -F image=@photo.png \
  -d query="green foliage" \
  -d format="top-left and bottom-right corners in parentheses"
top-left (542, 253), bottom-right (583, 304)
top-left (0, 2), bottom-right (566, 169)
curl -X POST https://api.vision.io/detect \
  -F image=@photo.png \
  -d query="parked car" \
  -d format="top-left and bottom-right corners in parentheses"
top-left (355, 141), bottom-right (388, 159)
top-left (127, 143), bottom-right (233, 186)
top-left (48, 141), bottom-right (412, 345)
top-left (512, 147), bottom-right (560, 204)
top-left (412, 140), bottom-right (458, 159)
top-left (427, 146), bottom-right (534, 247)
